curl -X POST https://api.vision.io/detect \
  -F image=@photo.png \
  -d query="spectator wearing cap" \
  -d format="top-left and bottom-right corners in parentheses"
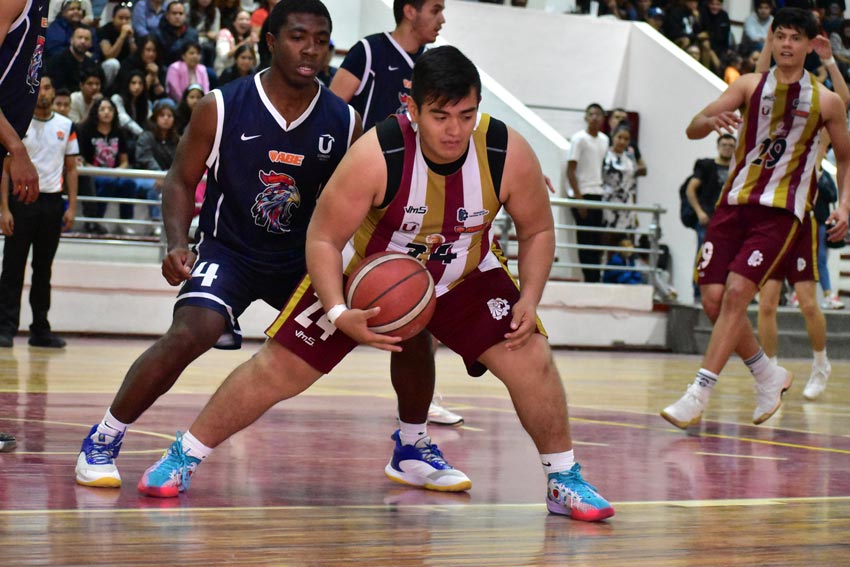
top-left (645, 6), bottom-right (664, 31)
top-left (165, 41), bottom-right (209, 102)
top-left (132, 0), bottom-right (166, 38)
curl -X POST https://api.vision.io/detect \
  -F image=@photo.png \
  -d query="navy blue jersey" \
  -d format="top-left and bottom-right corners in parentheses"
top-left (340, 32), bottom-right (423, 131)
top-left (0, 0), bottom-right (48, 158)
top-left (199, 72), bottom-right (355, 268)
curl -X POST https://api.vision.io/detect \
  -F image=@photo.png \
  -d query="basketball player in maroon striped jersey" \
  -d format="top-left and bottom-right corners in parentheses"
top-left (135, 45), bottom-right (613, 522)
top-left (661, 7), bottom-right (850, 430)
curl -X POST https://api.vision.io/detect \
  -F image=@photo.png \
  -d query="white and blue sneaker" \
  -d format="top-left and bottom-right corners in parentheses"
top-left (75, 424), bottom-right (124, 488)
top-left (137, 432), bottom-right (202, 498)
top-left (384, 430), bottom-right (471, 492)
top-left (547, 463), bottom-right (614, 522)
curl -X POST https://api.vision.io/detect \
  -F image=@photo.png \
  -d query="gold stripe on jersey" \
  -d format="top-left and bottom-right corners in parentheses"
top-left (773, 80), bottom-right (821, 210)
top-left (266, 275), bottom-right (313, 337)
top-left (759, 221), bottom-right (800, 288)
top-left (809, 213), bottom-right (819, 282)
top-left (348, 113), bottom-right (504, 296)
top-left (726, 69), bottom-right (821, 221)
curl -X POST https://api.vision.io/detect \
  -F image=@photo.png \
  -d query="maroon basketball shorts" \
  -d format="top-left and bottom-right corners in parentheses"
top-left (695, 204), bottom-right (801, 288)
top-left (265, 265), bottom-right (546, 377)
top-left (769, 212), bottom-right (818, 285)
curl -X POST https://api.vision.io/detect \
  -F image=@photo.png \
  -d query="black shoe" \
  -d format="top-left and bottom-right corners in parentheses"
top-left (0, 432), bottom-right (16, 452)
top-left (84, 222), bottom-right (108, 235)
top-left (0, 334), bottom-right (12, 348)
top-left (28, 333), bottom-right (66, 348)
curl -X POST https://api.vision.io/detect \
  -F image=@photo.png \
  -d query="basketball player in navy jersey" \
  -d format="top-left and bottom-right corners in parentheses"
top-left (74, 0), bottom-right (363, 486)
top-left (0, 0), bottom-right (48, 451)
top-left (135, 46), bottom-right (613, 523)
top-left (331, 0), bottom-right (461, 428)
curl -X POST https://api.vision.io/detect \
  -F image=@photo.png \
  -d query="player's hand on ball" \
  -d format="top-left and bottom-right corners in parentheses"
top-left (335, 307), bottom-right (403, 352)
top-left (162, 247), bottom-right (196, 286)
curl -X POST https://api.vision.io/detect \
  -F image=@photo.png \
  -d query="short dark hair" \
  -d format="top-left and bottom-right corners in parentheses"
top-left (393, 0), bottom-right (426, 25)
top-left (586, 103), bottom-right (604, 114)
top-left (268, 0), bottom-right (332, 38)
top-left (717, 133), bottom-right (736, 144)
top-left (54, 87), bottom-right (71, 99)
top-left (771, 7), bottom-right (818, 39)
top-left (79, 65), bottom-right (104, 85)
top-left (410, 46), bottom-right (480, 109)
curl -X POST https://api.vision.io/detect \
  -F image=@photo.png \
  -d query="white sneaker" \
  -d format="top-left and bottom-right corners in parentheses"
top-left (427, 401), bottom-right (463, 426)
top-left (803, 363), bottom-right (831, 401)
top-left (660, 384), bottom-right (710, 429)
top-left (820, 293), bottom-right (845, 310)
top-left (753, 366), bottom-right (793, 424)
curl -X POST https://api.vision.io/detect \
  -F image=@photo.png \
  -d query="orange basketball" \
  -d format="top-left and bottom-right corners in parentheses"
top-left (344, 252), bottom-right (436, 340)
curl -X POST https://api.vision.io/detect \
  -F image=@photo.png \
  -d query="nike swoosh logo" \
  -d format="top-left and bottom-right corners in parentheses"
top-left (241, 133), bottom-right (262, 141)
top-left (542, 461), bottom-right (552, 467)
top-left (388, 65), bottom-right (399, 71)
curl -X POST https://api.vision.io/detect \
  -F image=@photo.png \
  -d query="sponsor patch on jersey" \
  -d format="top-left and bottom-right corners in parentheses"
top-left (268, 150), bottom-right (304, 166)
top-left (457, 207), bottom-right (489, 222)
top-left (454, 223), bottom-right (488, 234)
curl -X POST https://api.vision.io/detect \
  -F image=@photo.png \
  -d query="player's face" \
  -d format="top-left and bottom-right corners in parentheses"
top-left (408, 89), bottom-right (479, 164)
top-left (411, 0), bottom-right (445, 45)
top-left (772, 25), bottom-right (812, 69)
top-left (269, 13), bottom-right (331, 88)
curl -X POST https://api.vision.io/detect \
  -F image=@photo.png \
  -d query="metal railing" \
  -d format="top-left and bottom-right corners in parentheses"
top-left (497, 197), bottom-right (676, 302)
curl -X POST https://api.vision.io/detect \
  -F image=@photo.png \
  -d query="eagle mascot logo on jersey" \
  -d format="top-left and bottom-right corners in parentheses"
top-left (253, 170), bottom-right (302, 233)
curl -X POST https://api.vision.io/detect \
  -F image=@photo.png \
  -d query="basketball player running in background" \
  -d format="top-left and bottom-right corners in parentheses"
top-left (754, 29), bottom-right (849, 401)
top-left (0, 0), bottom-right (49, 452)
top-left (74, 0), bottom-right (363, 487)
top-left (330, 0), bottom-right (462, 428)
top-left (137, 46), bottom-right (614, 523)
top-left (661, 8), bottom-right (850, 429)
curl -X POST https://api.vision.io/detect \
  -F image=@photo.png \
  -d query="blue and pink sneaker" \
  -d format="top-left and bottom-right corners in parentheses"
top-left (137, 432), bottom-right (201, 498)
top-left (547, 463), bottom-right (614, 522)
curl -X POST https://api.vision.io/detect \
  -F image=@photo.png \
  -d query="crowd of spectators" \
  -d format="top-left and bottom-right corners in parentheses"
top-left (41, 0), bottom-right (331, 236)
top-left (585, 0), bottom-right (849, 86)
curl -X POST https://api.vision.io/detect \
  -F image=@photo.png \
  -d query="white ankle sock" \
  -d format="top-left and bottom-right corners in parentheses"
top-left (769, 356), bottom-right (778, 366)
top-left (744, 349), bottom-right (774, 382)
top-left (693, 368), bottom-right (718, 392)
top-left (181, 431), bottom-right (213, 461)
top-left (97, 409), bottom-right (129, 437)
top-left (541, 450), bottom-right (574, 475)
top-left (813, 349), bottom-right (829, 367)
top-left (399, 420), bottom-right (428, 446)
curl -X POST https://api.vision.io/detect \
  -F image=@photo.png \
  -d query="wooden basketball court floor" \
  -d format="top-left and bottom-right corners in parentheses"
top-left (1, 338), bottom-right (849, 566)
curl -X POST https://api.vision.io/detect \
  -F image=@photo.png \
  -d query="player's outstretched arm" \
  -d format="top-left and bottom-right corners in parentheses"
top-left (160, 93), bottom-right (217, 285)
top-left (821, 89), bottom-right (850, 241)
top-left (686, 74), bottom-right (756, 140)
top-left (306, 128), bottom-right (401, 351)
top-left (500, 127), bottom-right (555, 350)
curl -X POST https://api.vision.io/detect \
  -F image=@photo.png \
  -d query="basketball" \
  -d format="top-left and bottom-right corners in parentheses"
top-left (344, 252), bottom-right (436, 340)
